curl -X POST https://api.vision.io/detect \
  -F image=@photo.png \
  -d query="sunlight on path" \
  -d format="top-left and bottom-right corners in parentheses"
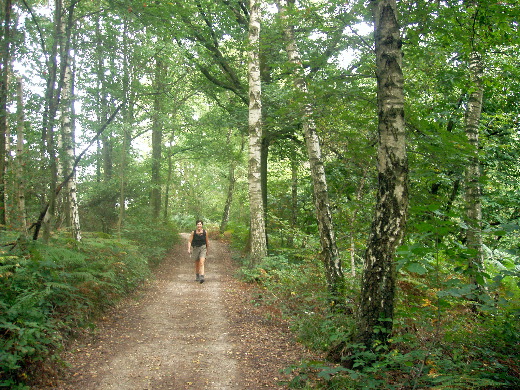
top-left (69, 234), bottom-right (241, 390)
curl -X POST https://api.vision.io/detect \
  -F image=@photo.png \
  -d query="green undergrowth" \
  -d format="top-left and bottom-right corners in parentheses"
top-left (236, 250), bottom-right (520, 390)
top-left (0, 223), bottom-right (178, 389)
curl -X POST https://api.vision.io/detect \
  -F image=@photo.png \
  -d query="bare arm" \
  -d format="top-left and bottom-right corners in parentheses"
top-left (188, 232), bottom-right (194, 253)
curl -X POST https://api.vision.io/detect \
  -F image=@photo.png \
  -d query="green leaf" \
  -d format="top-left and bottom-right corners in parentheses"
top-left (406, 262), bottom-right (428, 275)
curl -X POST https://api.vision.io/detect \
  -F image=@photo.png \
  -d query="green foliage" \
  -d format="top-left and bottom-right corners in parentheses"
top-left (4, 0), bottom-right (520, 388)
top-left (283, 343), bottom-right (512, 389)
top-left (170, 214), bottom-right (201, 231)
top-left (0, 225), bottom-right (176, 387)
top-left (121, 216), bottom-right (179, 266)
top-left (238, 254), bottom-right (295, 283)
top-left (239, 216), bottom-right (520, 389)
top-left (222, 221), bottom-right (252, 254)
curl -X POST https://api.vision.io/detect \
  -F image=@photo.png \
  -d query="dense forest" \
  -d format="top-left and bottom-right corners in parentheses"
top-left (1, 0), bottom-right (519, 388)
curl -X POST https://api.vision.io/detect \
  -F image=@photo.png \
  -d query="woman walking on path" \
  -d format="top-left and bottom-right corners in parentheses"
top-left (188, 220), bottom-right (209, 283)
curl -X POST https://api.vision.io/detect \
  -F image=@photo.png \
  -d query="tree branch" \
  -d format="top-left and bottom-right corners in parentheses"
top-left (29, 102), bottom-right (124, 241)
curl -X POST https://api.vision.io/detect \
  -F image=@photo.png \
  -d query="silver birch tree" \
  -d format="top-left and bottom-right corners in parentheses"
top-left (15, 77), bottom-right (27, 236)
top-left (60, 49), bottom-right (81, 241)
top-left (152, 56), bottom-right (165, 223)
top-left (42, 0), bottom-right (64, 242)
top-left (276, 0), bottom-right (344, 302)
top-left (0, 0), bottom-right (12, 228)
top-left (357, 0), bottom-right (409, 348)
top-left (248, 0), bottom-right (267, 262)
top-left (464, 50), bottom-right (484, 291)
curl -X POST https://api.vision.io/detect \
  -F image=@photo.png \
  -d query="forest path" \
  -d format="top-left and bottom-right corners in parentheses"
top-left (43, 233), bottom-right (311, 390)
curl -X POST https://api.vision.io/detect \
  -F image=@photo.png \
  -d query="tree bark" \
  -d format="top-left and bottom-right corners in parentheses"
top-left (117, 18), bottom-right (133, 235)
top-left (247, 0), bottom-right (267, 262)
top-left (357, 0), bottom-right (408, 348)
top-left (60, 45), bottom-right (81, 241)
top-left (15, 77), bottom-right (27, 236)
top-left (31, 103), bottom-right (123, 241)
top-left (287, 147), bottom-right (298, 247)
top-left (42, 0), bottom-right (64, 242)
top-left (464, 51), bottom-right (484, 290)
top-left (152, 56), bottom-right (165, 223)
top-left (276, 0), bottom-right (344, 303)
top-left (0, 0), bottom-right (12, 228)
top-left (220, 129), bottom-right (243, 234)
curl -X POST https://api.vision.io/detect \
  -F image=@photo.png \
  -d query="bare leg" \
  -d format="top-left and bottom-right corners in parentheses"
top-left (198, 257), bottom-right (205, 276)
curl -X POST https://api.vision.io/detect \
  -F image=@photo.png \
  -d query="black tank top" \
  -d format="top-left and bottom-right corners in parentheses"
top-left (192, 230), bottom-right (206, 247)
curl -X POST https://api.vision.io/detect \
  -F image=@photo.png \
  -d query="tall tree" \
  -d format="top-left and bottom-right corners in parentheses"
top-left (220, 127), bottom-right (244, 234)
top-left (462, 1), bottom-right (486, 296)
top-left (117, 16), bottom-right (134, 235)
top-left (59, 43), bottom-right (81, 241)
top-left (247, 0), bottom-right (267, 261)
top-left (42, 0), bottom-right (77, 242)
top-left (15, 77), bottom-right (27, 236)
top-left (0, 0), bottom-right (12, 228)
top-left (357, 0), bottom-right (408, 348)
top-left (276, 0), bottom-right (345, 303)
top-left (464, 50), bottom-right (484, 293)
top-left (151, 55), bottom-right (165, 223)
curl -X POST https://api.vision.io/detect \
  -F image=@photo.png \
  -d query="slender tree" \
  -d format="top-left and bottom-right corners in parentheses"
top-left (60, 44), bottom-right (81, 241)
top-left (276, 0), bottom-right (345, 303)
top-left (15, 77), bottom-right (27, 236)
top-left (462, 0), bottom-right (486, 296)
top-left (0, 0), bottom-right (12, 228)
top-left (247, 0), bottom-right (267, 262)
top-left (464, 51), bottom-right (484, 287)
top-left (151, 55), bottom-right (165, 223)
top-left (356, 0), bottom-right (408, 348)
top-left (220, 128), bottom-right (243, 234)
top-left (43, 0), bottom-right (67, 241)
top-left (117, 17), bottom-right (134, 235)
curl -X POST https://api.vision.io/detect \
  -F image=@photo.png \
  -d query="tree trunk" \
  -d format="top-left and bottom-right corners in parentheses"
top-left (276, 0), bottom-right (344, 303)
top-left (261, 134), bottom-right (269, 237)
top-left (357, 0), bottom-right (408, 348)
top-left (117, 18), bottom-right (133, 235)
top-left (247, 0), bottom-right (267, 262)
top-left (0, 0), bottom-right (12, 228)
top-left (220, 160), bottom-right (236, 235)
top-left (287, 148), bottom-right (298, 247)
top-left (164, 135), bottom-right (174, 223)
top-left (348, 170), bottom-right (368, 277)
top-left (464, 51), bottom-right (484, 291)
top-left (220, 129), bottom-right (243, 234)
top-left (60, 46), bottom-right (81, 241)
top-left (42, 0), bottom-right (64, 242)
top-left (151, 56), bottom-right (165, 223)
top-left (15, 77), bottom-right (27, 236)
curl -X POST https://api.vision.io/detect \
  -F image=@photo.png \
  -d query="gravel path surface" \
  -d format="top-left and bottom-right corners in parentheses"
top-left (38, 233), bottom-right (312, 390)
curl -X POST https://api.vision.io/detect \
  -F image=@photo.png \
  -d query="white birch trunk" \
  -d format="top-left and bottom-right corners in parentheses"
top-left (15, 77), bottom-right (27, 235)
top-left (61, 49), bottom-right (81, 242)
top-left (276, 0), bottom-right (344, 301)
top-left (0, 0), bottom-right (11, 227)
top-left (248, 0), bottom-right (267, 262)
top-left (358, 0), bottom-right (408, 348)
top-left (464, 51), bottom-right (484, 288)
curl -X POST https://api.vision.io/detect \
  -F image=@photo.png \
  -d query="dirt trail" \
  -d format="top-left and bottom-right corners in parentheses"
top-left (42, 233), bottom-right (311, 390)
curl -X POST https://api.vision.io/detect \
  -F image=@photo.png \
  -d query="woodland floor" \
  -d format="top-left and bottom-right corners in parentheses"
top-left (35, 233), bottom-right (315, 390)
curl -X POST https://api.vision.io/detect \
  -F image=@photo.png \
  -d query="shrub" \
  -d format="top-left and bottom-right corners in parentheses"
top-left (0, 225), bottom-right (177, 388)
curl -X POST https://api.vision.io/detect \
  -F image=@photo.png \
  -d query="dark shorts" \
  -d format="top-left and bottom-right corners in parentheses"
top-left (191, 245), bottom-right (207, 260)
